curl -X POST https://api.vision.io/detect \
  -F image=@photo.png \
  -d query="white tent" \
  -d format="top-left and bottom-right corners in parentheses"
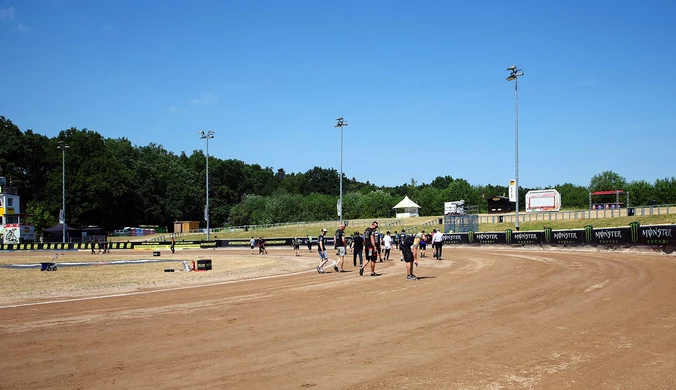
top-left (392, 196), bottom-right (421, 218)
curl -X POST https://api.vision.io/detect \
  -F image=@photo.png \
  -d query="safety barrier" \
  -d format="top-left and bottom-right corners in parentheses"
top-left (4, 223), bottom-right (673, 251)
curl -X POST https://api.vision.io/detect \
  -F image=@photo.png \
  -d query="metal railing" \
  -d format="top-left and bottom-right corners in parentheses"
top-left (478, 204), bottom-right (675, 224)
top-left (191, 218), bottom-right (406, 235)
top-left (165, 204), bottom-right (674, 238)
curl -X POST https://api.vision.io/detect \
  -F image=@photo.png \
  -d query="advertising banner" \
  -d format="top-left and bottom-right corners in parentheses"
top-left (442, 233), bottom-right (469, 245)
top-left (2, 225), bottom-right (20, 244)
top-left (591, 227), bottom-right (631, 246)
top-left (638, 225), bottom-right (676, 246)
top-left (223, 238), bottom-right (295, 247)
top-left (525, 189), bottom-right (561, 212)
top-left (505, 229), bottom-right (544, 245)
top-left (133, 241), bottom-right (220, 250)
top-left (467, 231), bottom-right (506, 245)
top-left (544, 228), bottom-right (587, 246)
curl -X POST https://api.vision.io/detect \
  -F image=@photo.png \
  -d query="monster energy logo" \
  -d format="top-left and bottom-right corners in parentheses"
top-left (584, 225), bottom-right (593, 243)
top-left (468, 231), bottom-right (475, 243)
top-left (505, 229), bottom-right (512, 243)
top-left (514, 233), bottom-right (538, 241)
top-left (444, 234), bottom-right (463, 243)
top-left (476, 233), bottom-right (499, 241)
top-left (629, 222), bottom-right (640, 244)
top-left (553, 232), bottom-right (578, 240)
top-left (544, 227), bottom-right (552, 243)
top-left (641, 228), bottom-right (672, 238)
top-left (594, 230), bottom-right (622, 239)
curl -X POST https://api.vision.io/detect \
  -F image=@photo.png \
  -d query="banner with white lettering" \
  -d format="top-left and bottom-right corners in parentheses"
top-left (543, 228), bottom-right (587, 246)
top-left (591, 227), bottom-right (631, 246)
top-left (638, 225), bottom-right (675, 246)
top-left (466, 231), bottom-right (506, 245)
top-left (505, 229), bottom-right (544, 245)
top-left (442, 233), bottom-right (469, 245)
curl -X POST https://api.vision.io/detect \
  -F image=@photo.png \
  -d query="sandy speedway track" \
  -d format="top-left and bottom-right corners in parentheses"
top-left (1, 247), bottom-right (676, 389)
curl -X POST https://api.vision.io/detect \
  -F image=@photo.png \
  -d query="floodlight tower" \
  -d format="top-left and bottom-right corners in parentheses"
top-left (57, 141), bottom-right (69, 243)
top-left (335, 117), bottom-right (348, 225)
top-left (506, 65), bottom-right (524, 230)
top-left (199, 130), bottom-right (215, 240)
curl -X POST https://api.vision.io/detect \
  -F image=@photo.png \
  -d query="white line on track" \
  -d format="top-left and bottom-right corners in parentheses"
top-left (0, 260), bottom-right (338, 310)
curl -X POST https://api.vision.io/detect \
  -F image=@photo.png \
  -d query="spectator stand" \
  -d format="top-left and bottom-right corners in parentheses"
top-left (589, 190), bottom-right (629, 211)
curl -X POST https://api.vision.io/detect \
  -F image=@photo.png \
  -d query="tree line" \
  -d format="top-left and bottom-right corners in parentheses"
top-left (1, 116), bottom-right (675, 233)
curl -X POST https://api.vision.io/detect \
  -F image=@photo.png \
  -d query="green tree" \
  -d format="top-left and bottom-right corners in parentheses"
top-left (625, 180), bottom-right (655, 207)
top-left (301, 166), bottom-right (339, 196)
top-left (589, 171), bottom-right (627, 192)
top-left (555, 183), bottom-right (589, 209)
top-left (654, 177), bottom-right (676, 204)
top-left (430, 175), bottom-right (454, 189)
top-left (302, 193), bottom-right (336, 221)
top-left (342, 192), bottom-right (364, 220)
top-left (361, 190), bottom-right (396, 219)
top-left (24, 200), bottom-right (57, 232)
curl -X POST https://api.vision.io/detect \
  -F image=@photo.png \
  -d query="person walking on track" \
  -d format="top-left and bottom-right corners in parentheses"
top-left (316, 229), bottom-right (330, 273)
top-left (334, 223), bottom-right (347, 272)
top-left (351, 231), bottom-right (363, 267)
top-left (432, 228), bottom-right (444, 260)
top-left (401, 231), bottom-right (419, 280)
top-left (359, 221), bottom-right (380, 276)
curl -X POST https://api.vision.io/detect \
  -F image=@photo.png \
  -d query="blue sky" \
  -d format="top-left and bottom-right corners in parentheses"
top-left (2, 0), bottom-right (675, 188)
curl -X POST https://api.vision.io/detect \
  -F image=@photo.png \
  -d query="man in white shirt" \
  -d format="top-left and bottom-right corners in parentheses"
top-left (383, 231), bottom-right (393, 261)
top-left (432, 229), bottom-right (444, 260)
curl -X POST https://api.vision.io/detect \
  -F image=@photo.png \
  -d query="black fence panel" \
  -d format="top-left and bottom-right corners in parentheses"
top-left (442, 233), bottom-right (469, 245)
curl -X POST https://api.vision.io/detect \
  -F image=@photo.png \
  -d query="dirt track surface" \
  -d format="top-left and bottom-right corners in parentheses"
top-left (2, 247), bottom-right (676, 389)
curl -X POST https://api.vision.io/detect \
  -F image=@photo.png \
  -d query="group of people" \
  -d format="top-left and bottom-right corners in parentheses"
top-left (403, 229), bottom-right (445, 260)
top-left (249, 224), bottom-right (445, 281)
top-left (89, 239), bottom-right (109, 254)
top-left (250, 236), bottom-right (268, 254)
top-left (311, 221), bottom-right (445, 280)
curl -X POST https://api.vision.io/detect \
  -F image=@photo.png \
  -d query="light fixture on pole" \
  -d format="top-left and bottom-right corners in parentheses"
top-left (199, 130), bottom-right (215, 241)
top-left (335, 117), bottom-right (348, 225)
top-left (506, 65), bottom-right (524, 230)
top-left (57, 140), bottom-right (69, 243)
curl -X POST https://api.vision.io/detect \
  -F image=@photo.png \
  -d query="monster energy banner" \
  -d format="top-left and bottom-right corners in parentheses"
top-left (224, 238), bottom-right (296, 247)
top-left (2, 225), bottom-right (676, 251)
top-left (639, 225), bottom-right (676, 246)
top-left (442, 233), bottom-right (468, 245)
top-left (505, 229), bottom-right (544, 245)
top-left (590, 227), bottom-right (632, 246)
top-left (466, 231), bottom-right (506, 245)
top-left (134, 241), bottom-right (220, 250)
top-left (543, 228), bottom-right (587, 246)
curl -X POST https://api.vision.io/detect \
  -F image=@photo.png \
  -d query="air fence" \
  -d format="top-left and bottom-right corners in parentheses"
top-left (6, 222), bottom-right (675, 252)
top-left (162, 204), bottom-right (675, 241)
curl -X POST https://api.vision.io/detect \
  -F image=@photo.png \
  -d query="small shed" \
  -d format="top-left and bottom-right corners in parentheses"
top-left (487, 196), bottom-right (512, 214)
top-left (392, 196), bottom-right (421, 218)
top-left (173, 221), bottom-right (200, 234)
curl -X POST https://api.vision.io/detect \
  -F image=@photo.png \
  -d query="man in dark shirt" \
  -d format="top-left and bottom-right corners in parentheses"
top-left (351, 231), bottom-right (363, 267)
top-left (374, 230), bottom-right (382, 262)
top-left (316, 229), bottom-right (329, 273)
top-left (334, 223), bottom-right (347, 272)
top-left (359, 221), bottom-right (380, 276)
top-left (399, 229), bottom-right (407, 261)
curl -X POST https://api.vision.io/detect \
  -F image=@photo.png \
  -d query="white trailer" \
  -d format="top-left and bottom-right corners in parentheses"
top-left (525, 189), bottom-right (561, 212)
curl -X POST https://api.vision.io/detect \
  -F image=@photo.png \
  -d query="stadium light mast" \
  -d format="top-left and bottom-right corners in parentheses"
top-left (199, 130), bottom-right (214, 241)
top-left (506, 65), bottom-right (524, 230)
top-left (335, 117), bottom-right (348, 225)
top-left (57, 141), bottom-right (69, 243)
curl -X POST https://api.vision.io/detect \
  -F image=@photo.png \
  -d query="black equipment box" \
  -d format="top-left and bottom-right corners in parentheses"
top-left (197, 259), bottom-right (212, 271)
